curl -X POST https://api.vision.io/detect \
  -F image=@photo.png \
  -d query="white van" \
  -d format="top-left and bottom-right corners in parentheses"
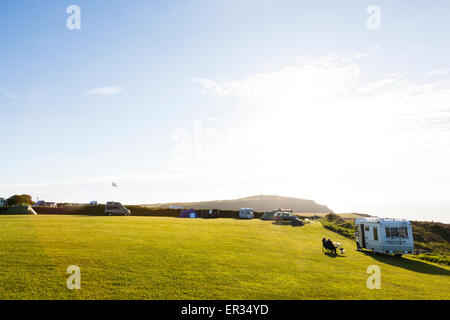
top-left (355, 218), bottom-right (414, 256)
top-left (239, 208), bottom-right (254, 219)
top-left (105, 202), bottom-right (131, 216)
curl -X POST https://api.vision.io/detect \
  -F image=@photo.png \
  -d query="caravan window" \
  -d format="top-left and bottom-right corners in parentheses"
top-left (398, 227), bottom-right (408, 238)
top-left (385, 227), bottom-right (408, 238)
top-left (373, 227), bottom-right (378, 241)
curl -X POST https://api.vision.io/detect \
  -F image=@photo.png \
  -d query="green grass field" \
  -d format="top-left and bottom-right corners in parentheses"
top-left (0, 215), bottom-right (449, 300)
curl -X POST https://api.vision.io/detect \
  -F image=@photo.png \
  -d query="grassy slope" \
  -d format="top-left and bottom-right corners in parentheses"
top-left (0, 215), bottom-right (448, 300)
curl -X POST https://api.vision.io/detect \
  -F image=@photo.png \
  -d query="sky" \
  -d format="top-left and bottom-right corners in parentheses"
top-left (1, 1), bottom-right (450, 222)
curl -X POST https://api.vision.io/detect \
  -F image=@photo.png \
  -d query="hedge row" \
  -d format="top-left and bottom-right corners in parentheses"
top-left (320, 213), bottom-right (356, 239)
top-left (321, 222), bottom-right (355, 239)
top-left (23, 205), bottom-right (265, 219)
top-left (412, 253), bottom-right (450, 266)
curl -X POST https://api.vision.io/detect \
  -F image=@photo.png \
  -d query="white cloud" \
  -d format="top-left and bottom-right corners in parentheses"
top-left (353, 44), bottom-right (380, 60)
top-left (194, 55), bottom-right (361, 103)
top-left (426, 69), bottom-right (449, 77)
top-left (87, 86), bottom-right (124, 96)
top-left (0, 89), bottom-right (18, 99)
top-left (193, 54), bottom-right (450, 209)
top-left (194, 55), bottom-right (450, 131)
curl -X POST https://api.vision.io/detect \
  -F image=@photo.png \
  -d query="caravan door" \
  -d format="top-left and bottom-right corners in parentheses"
top-left (359, 224), bottom-right (366, 248)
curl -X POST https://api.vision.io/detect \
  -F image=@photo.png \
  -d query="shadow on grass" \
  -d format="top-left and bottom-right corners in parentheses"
top-left (362, 251), bottom-right (450, 276)
top-left (271, 221), bottom-right (304, 227)
top-left (271, 221), bottom-right (291, 226)
top-left (323, 252), bottom-right (346, 258)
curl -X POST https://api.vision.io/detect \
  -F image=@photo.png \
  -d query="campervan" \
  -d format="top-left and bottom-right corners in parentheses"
top-left (239, 208), bottom-right (254, 219)
top-left (355, 218), bottom-right (414, 256)
top-left (105, 202), bottom-right (131, 216)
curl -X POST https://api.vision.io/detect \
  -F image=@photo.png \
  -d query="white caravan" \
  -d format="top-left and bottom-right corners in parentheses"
top-left (355, 218), bottom-right (414, 256)
top-left (239, 208), bottom-right (254, 219)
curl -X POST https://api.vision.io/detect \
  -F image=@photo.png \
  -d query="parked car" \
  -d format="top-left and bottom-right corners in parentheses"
top-left (274, 211), bottom-right (295, 223)
top-left (239, 208), bottom-right (254, 219)
top-left (201, 209), bottom-right (220, 219)
top-left (105, 202), bottom-right (131, 216)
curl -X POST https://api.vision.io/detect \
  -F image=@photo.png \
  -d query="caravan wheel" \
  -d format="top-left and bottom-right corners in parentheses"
top-left (394, 254), bottom-right (402, 257)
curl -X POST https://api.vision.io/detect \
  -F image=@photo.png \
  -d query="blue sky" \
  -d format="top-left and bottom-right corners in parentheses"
top-left (1, 1), bottom-right (450, 222)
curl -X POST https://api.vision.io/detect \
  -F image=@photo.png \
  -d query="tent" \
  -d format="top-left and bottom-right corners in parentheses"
top-left (5, 205), bottom-right (37, 215)
top-left (179, 208), bottom-right (198, 218)
top-left (261, 210), bottom-right (277, 220)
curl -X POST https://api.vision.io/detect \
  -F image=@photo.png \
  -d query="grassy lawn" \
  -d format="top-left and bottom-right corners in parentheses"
top-left (0, 215), bottom-right (448, 300)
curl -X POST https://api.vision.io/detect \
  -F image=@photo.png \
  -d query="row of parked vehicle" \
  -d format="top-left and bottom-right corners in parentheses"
top-left (104, 202), bottom-right (256, 219)
top-left (104, 203), bottom-right (305, 226)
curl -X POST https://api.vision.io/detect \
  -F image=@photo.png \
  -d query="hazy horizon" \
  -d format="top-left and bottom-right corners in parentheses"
top-left (1, 188), bottom-right (449, 223)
